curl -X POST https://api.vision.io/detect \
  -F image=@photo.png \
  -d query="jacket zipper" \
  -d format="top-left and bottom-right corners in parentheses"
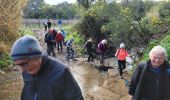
top-left (34, 93), bottom-right (37, 100)
top-left (34, 75), bottom-right (37, 100)
top-left (155, 79), bottom-right (159, 100)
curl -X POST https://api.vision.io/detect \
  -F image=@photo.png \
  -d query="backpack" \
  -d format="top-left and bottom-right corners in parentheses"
top-left (116, 48), bottom-right (127, 57)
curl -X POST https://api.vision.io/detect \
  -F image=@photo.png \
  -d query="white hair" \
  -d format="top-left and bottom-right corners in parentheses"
top-left (120, 43), bottom-right (125, 48)
top-left (101, 39), bottom-right (107, 44)
top-left (149, 45), bottom-right (168, 61)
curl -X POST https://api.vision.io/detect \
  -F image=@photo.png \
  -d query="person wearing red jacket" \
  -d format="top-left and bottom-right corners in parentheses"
top-left (55, 31), bottom-right (64, 52)
top-left (115, 43), bottom-right (129, 78)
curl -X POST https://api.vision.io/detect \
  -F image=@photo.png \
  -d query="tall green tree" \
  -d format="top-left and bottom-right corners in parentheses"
top-left (23, 0), bottom-right (45, 18)
top-left (77, 0), bottom-right (95, 9)
top-left (159, 2), bottom-right (170, 18)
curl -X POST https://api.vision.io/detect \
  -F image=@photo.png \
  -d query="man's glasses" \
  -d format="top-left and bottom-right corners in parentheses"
top-left (14, 62), bottom-right (29, 67)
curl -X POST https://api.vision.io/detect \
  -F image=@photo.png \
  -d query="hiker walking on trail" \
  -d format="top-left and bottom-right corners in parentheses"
top-left (66, 37), bottom-right (74, 61)
top-left (97, 39), bottom-right (107, 65)
top-left (128, 45), bottom-right (170, 100)
top-left (10, 35), bottom-right (84, 100)
top-left (61, 28), bottom-right (66, 43)
top-left (115, 43), bottom-right (129, 78)
top-left (83, 38), bottom-right (94, 62)
top-left (53, 28), bottom-right (58, 47)
top-left (55, 31), bottom-right (64, 52)
top-left (58, 20), bottom-right (62, 29)
top-left (47, 19), bottom-right (52, 30)
top-left (43, 19), bottom-right (48, 32)
top-left (44, 29), bottom-right (56, 57)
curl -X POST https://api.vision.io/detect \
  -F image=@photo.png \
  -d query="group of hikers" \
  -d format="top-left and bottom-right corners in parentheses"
top-left (83, 38), bottom-right (129, 79)
top-left (44, 27), bottom-right (76, 61)
top-left (43, 19), bottom-right (76, 61)
top-left (9, 19), bottom-right (170, 100)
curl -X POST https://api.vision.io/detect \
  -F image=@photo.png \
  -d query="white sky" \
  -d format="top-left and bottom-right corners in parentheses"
top-left (44, 0), bottom-right (166, 5)
top-left (44, 0), bottom-right (77, 5)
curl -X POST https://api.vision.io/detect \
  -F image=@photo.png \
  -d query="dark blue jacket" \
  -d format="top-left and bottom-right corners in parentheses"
top-left (129, 60), bottom-right (170, 100)
top-left (21, 55), bottom-right (84, 100)
top-left (44, 33), bottom-right (55, 44)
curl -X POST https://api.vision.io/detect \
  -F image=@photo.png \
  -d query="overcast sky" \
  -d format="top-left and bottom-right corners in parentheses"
top-left (44, 0), bottom-right (77, 5)
top-left (44, 0), bottom-right (165, 5)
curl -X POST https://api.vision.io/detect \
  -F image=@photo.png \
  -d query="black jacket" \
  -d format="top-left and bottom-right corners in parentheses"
top-left (44, 33), bottom-right (55, 44)
top-left (84, 41), bottom-right (93, 52)
top-left (129, 60), bottom-right (170, 100)
top-left (21, 55), bottom-right (84, 100)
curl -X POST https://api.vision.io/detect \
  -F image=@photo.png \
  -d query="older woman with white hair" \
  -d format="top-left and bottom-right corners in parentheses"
top-left (97, 39), bottom-right (107, 65)
top-left (115, 43), bottom-right (129, 78)
top-left (128, 45), bottom-right (170, 100)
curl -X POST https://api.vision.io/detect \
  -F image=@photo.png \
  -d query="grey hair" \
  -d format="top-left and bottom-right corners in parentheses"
top-left (149, 45), bottom-right (168, 61)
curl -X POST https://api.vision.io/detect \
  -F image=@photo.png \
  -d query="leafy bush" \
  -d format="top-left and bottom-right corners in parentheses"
top-left (19, 28), bottom-right (35, 36)
top-left (141, 34), bottom-right (170, 62)
top-left (160, 35), bottom-right (170, 61)
top-left (0, 43), bottom-right (12, 69)
top-left (141, 40), bottom-right (159, 61)
top-left (0, 52), bottom-right (11, 69)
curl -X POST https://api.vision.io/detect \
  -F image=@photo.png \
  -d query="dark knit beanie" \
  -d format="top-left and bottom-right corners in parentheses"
top-left (10, 35), bottom-right (42, 61)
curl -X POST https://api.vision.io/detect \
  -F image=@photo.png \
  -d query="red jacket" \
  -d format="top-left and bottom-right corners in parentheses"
top-left (115, 48), bottom-right (128, 60)
top-left (55, 32), bottom-right (64, 42)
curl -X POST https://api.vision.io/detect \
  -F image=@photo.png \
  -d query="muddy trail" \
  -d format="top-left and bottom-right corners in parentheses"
top-left (0, 29), bottom-right (131, 100)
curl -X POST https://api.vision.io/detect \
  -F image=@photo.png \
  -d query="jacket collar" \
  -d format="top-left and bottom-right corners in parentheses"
top-left (147, 60), bottom-right (169, 72)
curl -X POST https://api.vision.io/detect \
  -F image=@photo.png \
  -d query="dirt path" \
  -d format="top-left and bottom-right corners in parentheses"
top-left (0, 29), bottom-right (131, 100)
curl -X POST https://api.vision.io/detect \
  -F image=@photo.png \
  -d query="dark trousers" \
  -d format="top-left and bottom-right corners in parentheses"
top-left (66, 47), bottom-right (74, 61)
top-left (47, 44), bottom-right (56, 56)
top-left (87, 51), bottom-right (93, 62)
top-left (57, 41), bottom-right (62, 52)
top-left (100, 52), bottom-right (105, 65)
top-left (48, 25), bottom-right (51, 29)
top-left (45, 25), bottom-right (47, 31)
top-left (118, 60), bottom-right (126, 76)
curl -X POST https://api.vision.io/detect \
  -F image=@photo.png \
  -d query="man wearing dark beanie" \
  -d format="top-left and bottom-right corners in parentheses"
top-left (11, 35), bottom-right (84, 100)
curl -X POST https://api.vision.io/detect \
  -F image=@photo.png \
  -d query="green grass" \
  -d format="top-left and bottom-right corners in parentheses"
top-left (19, 27), bottom-right (35, 36)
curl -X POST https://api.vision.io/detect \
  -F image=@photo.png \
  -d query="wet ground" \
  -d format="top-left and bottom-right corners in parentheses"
top-left (0, 29), bottom-right (131, 100)
top-left (0, 69), bottom-right (23, 100)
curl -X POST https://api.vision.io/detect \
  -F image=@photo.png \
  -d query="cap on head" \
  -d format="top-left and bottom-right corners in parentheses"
top-left (120, 43), bottom-right (125, 48)
top-left (10, 35), bottom-right (42, 61)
